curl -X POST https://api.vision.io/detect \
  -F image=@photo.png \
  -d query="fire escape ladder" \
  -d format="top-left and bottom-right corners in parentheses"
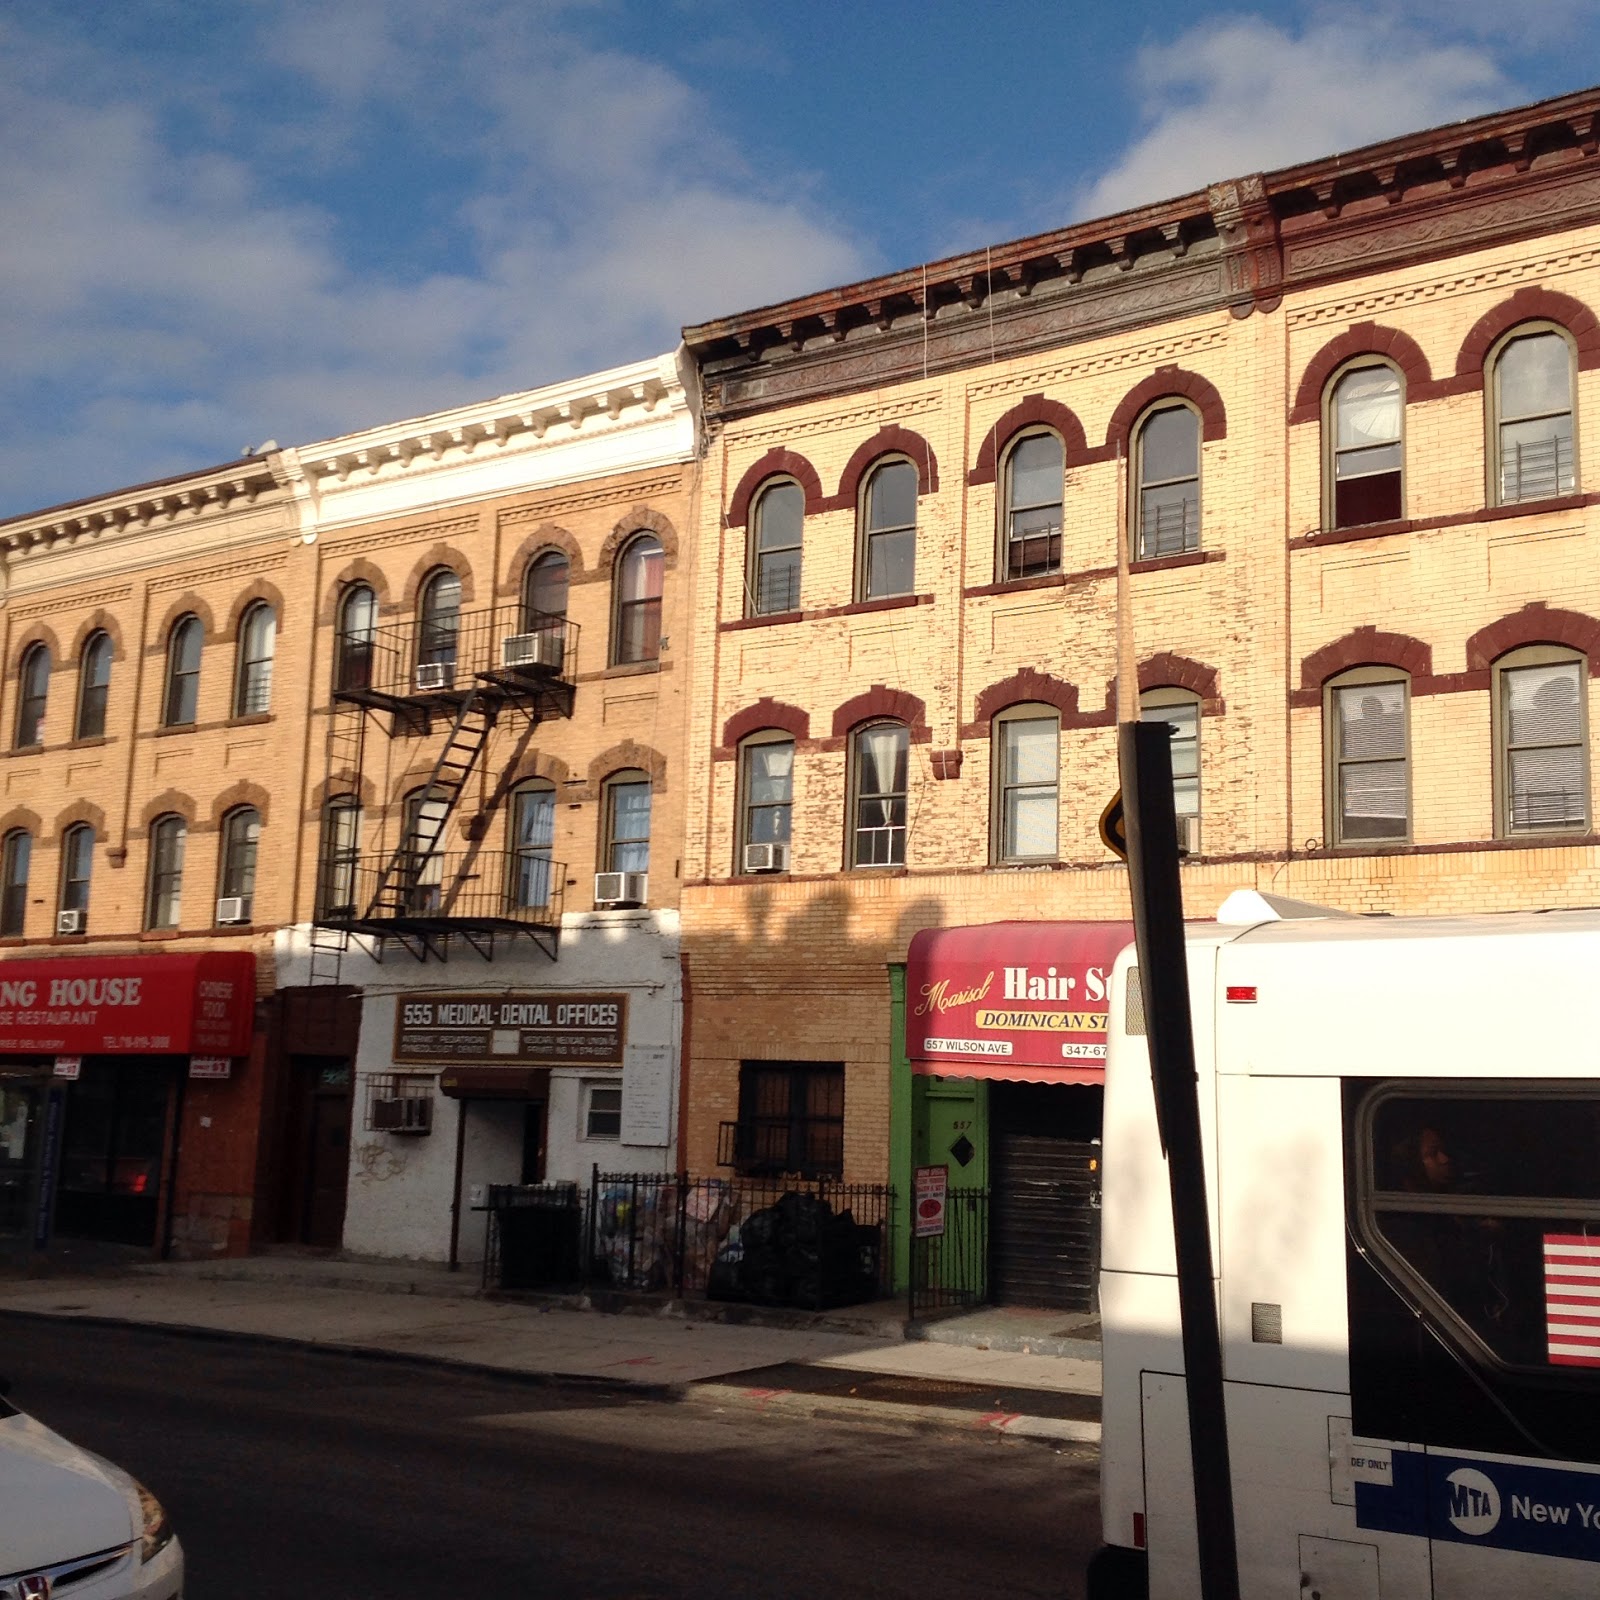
top-left (309, 697), bottom-right (370, 986)
top-left (365, 690), bottom-right (495, 919)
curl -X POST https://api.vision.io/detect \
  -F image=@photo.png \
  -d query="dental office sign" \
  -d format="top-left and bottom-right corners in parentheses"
top-left (906, 922), bottom-right (1133, 1080)
top-left (0, 952), bottom-right (255, 1056)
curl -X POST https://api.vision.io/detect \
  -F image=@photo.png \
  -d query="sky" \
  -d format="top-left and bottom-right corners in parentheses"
top-left (2, 0), bottom-right (1597, 520)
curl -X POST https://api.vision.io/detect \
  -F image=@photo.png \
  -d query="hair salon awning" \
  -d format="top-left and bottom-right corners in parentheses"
top-left (906, 922), bottom-right (1134, 1083)
top-left (0, 951), bottom-right (255, 1057)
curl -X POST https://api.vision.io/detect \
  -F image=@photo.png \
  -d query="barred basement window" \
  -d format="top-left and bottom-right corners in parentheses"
top-left (731, 1062), bottom-right (844, 1177)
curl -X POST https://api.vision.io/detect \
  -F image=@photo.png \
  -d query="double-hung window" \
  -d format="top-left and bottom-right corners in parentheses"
top-left (851, 723), bottom-right (908, 867)
top-left (1, 831), bottom-right (30, 937)
top-left (1001, 433), bottom-right (1064, 580)
top-left (76, 633), bottom-right (112, 739)
top-left (1135, 405), bottom-right (1200, 559)
top-left (147, 816), bottom-right (186, 930)
top-left (1141, 689), bottom-right (1202, 853)
top-left (732, 1062), bottom-right (844, 1178)
top-left (510, 783), bottom-right (556, 909)
top-left (613, 536), bottom-right (664, 665)
top-left (15, 646), bottom-right (48, 749)
top-left (860, 461), bottom-right (917, 600)
top-left (1329, 364), bottom-right (1403, 528)
top-left (1493, 329), bottom-right (1576, 504)
top-left (234, 604), bottom-right (275, 716)
top-left (603, 774), bottom-right (651, 876)
top-left (164, 616), bottom-right (202, 727)
top-left (1326, 668), bottom-right (1409, 845)
top-left (1495, 647), bottom-right (1587, 836)
top-left (739, 736), bottom-right (794, 870)
top-left (749, 482), bottom-right (804, 615)
top-left (993, 708), bottom-right (1058, 862)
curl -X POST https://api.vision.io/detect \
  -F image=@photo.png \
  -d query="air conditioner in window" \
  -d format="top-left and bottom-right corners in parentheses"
top-left (215, 896), bottom-right (252, 925)
top-left (501, 631), bottom-right (563, 670)
top-left (742, 842), bottom-right (789, 874)
top-left (414, 661), bottom-right (453, 691)
top-left (593, 871), bottom-right (647, 908)
top-left (1174, 814), bottom-right (1200, 858)
top-left (372, 1096), bottom-right (433, 1134)
top-left (55, 909), bottom-right (85, 936)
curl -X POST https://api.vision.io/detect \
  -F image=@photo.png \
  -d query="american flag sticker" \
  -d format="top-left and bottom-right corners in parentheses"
top-left (1544, 1234), bottom-right (1600, 1366)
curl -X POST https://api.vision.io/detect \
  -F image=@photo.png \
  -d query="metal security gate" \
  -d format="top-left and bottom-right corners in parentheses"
top-left (989, 1132), bottom-right (1101, 1311)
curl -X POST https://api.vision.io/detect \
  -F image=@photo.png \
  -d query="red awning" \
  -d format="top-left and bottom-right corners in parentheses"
top-left (0, 951), bottom-right (255, 1057)
top-left (906, 921), bottom-right (1133, 1084)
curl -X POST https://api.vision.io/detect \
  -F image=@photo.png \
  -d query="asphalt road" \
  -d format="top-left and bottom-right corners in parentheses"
top-left (0, 1315), bottom-right (1100, 1600)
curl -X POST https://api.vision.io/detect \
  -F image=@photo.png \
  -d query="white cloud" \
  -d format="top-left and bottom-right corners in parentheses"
top-left (1080, 15), bottom-right (1512, 219)
top-left (0, 1), bottom-right (869, 516)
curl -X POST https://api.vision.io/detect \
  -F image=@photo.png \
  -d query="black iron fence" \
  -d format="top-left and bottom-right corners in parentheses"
top-left (316, 847), bottom-right (566, 931)
top-left (909, 1188), bottom-right (989, 1319)
top-left (584, 1169), bottom-right (894, 1310)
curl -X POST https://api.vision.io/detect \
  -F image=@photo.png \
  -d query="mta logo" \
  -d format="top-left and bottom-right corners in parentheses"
top-left (1445, 1467), bottom-right (1502, 1536)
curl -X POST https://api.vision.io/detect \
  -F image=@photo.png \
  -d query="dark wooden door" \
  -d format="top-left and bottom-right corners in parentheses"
top-left (282, 1058), bottom-right (351, 1248)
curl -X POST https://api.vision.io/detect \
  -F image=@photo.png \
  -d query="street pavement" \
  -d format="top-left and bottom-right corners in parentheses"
top-left (0, 1253), bottom-right (1102, 1444)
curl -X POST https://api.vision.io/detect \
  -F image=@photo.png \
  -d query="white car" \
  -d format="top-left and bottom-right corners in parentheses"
top-left (0, 1381), bottom-right (182, 1599)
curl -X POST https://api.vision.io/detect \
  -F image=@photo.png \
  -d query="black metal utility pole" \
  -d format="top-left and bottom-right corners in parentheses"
top-left (1118, 720), bottom-right (1240, 1600)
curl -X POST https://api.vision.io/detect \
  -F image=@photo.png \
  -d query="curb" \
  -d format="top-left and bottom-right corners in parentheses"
top-left (0, 1304), bottom-right (1099, 1446)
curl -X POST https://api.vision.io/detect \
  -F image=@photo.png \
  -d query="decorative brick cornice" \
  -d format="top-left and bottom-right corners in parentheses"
top-left (1466, 601), bottom-right (1600, 672)
top-left (968, 395), bottom-right (1089, 486)
top-left (831, 685), bottom-right (931, 741)
top-left (823, 426), bottom-right (940, 512)
top-left (727, 449), bottom-right (826, 528)
top-left (1454, 286), bottom-right (1600, 382)
top-left (1289, 322), bottom-right (1438, 424)
top-left (721, 698), bottom-right (811, 751)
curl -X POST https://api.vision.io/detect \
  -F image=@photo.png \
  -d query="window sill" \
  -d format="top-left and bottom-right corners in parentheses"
top-left (602, 659), bottom-right (662, 678)
top-left (142, 928), bottom-right (182, 941)
top-left (718, 594), bottom-right (932, 631)
top-left (225, 712), bottom-right (274, 728)
top-left (64, 735), bottom-right (112, 751)
top-left (1129, 549), bottom-right (1222, 575)
top-left (963, 572), bottom-right (1069, 600)
top-left (151, 723), bottom-right (198, 737)
top-left (1304, 831), bottom-right (1599, 859)
top-left (846, 864), bottom-right (909, 877)
top-left (723, 609), bottom-right (803, 632)
top-left (1293, 491), bottom-right (1600, 550)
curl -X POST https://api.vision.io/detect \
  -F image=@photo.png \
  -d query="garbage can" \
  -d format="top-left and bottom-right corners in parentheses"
top-left (491, 1182), bottom-right (581, 1289)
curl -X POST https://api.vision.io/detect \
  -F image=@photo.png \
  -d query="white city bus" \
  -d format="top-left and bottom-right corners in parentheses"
top-left (1092, 892), bottom-right (1600, 1600)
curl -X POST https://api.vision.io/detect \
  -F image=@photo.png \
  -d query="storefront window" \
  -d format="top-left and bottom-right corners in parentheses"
top-left (55, 1060), bottom-right (170, 1246)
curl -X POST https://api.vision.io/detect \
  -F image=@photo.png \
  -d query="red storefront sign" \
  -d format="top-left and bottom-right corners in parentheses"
top-left (906, 922), bottom-right (1134, 1083)
top-left (0, 952), bottom-right (255, 1057)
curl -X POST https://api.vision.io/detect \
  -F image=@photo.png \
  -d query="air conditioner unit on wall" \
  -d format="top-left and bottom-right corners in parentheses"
top-left (742, 842), bottom-right (788, 874)
top-left (502, 631), bottom-right (563, 670)
top-left (215, 896), bottom-right (251, 925)
top-left (372, 1096), bottom-right (433, 1134)
top-left (55, 909), bottom-right (85, 935)
top-left (1174, 813), bottom-right (1200, 858)
top-left (414, 661), bottom-right (452, 691)
top-left (593, 871), bottom-right (647, 908)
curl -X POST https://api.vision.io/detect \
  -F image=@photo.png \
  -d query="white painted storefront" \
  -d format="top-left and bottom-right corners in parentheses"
top-left (277, 911), bottom-right (680, 1263)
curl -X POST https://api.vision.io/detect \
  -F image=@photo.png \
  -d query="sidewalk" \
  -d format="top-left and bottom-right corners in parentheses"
top-left (0, 1253), bottom-right (1102, 1446)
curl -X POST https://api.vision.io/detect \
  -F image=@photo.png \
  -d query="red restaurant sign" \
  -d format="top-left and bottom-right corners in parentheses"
top-left (0, 952), bottom-right (255, 1057)
top-left (906, 922), bottom-right (1134, 1083)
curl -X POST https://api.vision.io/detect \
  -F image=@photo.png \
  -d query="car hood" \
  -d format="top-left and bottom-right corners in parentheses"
top-left (0, 1412), bottom-right (135, 1575)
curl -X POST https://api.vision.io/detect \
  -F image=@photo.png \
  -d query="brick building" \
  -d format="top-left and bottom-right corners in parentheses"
top-left (678, 86), bottom-right (1600, 1305)
top-left (0, 352), bottom-right (699, 1264)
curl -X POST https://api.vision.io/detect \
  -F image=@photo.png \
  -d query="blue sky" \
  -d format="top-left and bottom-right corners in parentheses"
top-left (2, 0), bottom-right (1596, 518)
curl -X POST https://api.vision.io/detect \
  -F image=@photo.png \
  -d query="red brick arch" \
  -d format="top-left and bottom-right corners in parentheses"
top-left (319, 559), bottom-right (393, 625)
top-left (972, 668), bottom-right (1084, 728)
top-left (968, 396), bottom-right (1090, 486)
top-left (139, 790), bottom-right (198, 831)
top-left (1105, 366), bottom-right (1227, 450)
top-left (599, 508), bottom-right (680, 574)
top-left (825, 426), bottom-right (940, 512)
top-left (1466, 602), bottom-right (1600, 672)
top-left (152, 595), bottom-right (218, 649)
top-left (1290, 323), bottom-right (1436, 424)
top-left (727, 450), bottom-right (826, 528)
top-left (831, 685), bottom-right (930, 742)
top-left (9, 624), bottom-right (60, 678)
top-left (400, 548), bottom-right (474, 614)
top-left (1300, 627), bottom-right (1434, 693)
top-left (65, 610), bottom-right (127, 665)
top-left (1455, 287), bottom-right (1600, 382)
top-left (501, 523), bottom-right (586, 598)
top-left (1138, 652), bottom-right (1221, 700)
top-left (209, 781), bottom-right (271, 830)
top-left (224, 580), bottom-right (287, 638)
top-left (722, 697), bottom-right (811, 750)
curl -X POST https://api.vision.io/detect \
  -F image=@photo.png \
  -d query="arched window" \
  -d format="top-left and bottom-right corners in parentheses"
top-left (336, 583), bottom-right (377, 692)
top-left (14, 645), bottom-right (49, 749)
top-left (234, 602), bottom-right (276, 717)
top-left (1141, 688), bottom-right (1203, 854)
top-left (1, 830), bottom-right (30, 937)
top-left (991, 705), bottom-right (1059, 863)
top-left (850, 722), bottom-right (909, 867)
top-left (602, 771), bottom-right (652, 876)
top-left (509, 781), bottom-right (556, 909)
top-left (76, 632), bottom-right (112, 740)
top-left (1494, 646), bottom-right (1587, 836)
top-left (1492, 327), bottom-right (1577, 504)
top-left (318, 796), bottom-right (362, 918)
top-left (859, 459), bottom-right (918, 600)
top-left (402, 789), bottom-right (447, 913)
top-left (1000, 432), bottom-right (1064, 580)
top-left (164, 615), bottom-right (203, 726)
top-left (417, 569), bottom-right (461, 687)
top-left (738, 733), bottom-right (794, 872)
top-left (1134, 404), bottom-right (1200, 559)
top-left (748, 481), bottom-right (804, 616)
top-left (217, 807), bottom-right (260, 921)
top-left (1324, 668), bottom-right (1409, 846)
top-left (612, 536), bottom-right (664, 665)
top-left (146, 815), bottom-right (186, 930)
top-left (58, 823), bottom-right (93, 929)
top-left (1327, 364), bottom-right (1403, 529)
top-left (523, 551), bottom-right (570, 627)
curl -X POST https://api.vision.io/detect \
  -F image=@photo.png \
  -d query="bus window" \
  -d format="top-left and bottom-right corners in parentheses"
top-left (1348, 1080), bottom-right (1600, 1460)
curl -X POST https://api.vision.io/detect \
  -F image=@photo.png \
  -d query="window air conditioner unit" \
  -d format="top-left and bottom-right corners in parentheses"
top-left (215, 896), bottom-right (251, 925)
top-left (742, 842), bottom-right (789, 874)
top-left (593, 871), bottom-right (647, 907)
top-left (414, 661), bottom-right (452, 691)
top-left (55, 909), bottom-right (85, 935)
top-left (1174, 814), bottom-right (1200, 858)
top-left (502, 631), bottom-right (563, 670)
top-left (372, 1096), bottom-right (433, 1134)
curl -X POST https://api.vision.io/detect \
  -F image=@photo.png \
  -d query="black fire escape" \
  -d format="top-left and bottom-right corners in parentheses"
top-left (309, 605), bottom-right (576, 980)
